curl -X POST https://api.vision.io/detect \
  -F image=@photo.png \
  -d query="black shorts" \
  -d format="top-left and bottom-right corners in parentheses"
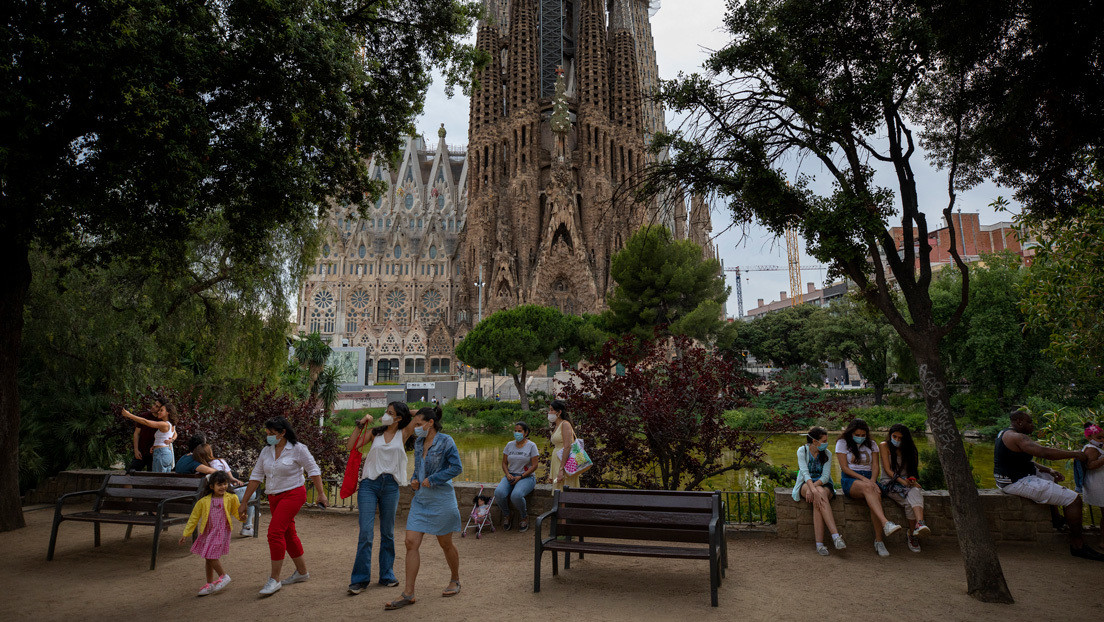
top-left (128, 453), bottom-right (153, 472)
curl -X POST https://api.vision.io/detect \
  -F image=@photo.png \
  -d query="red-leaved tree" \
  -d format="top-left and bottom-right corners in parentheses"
top-left (560, 335), bottom-right (777, 490)
top-left (115, 385), bottom-right (344, 479)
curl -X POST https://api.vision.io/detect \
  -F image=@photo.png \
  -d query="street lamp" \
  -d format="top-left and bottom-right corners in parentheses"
top-left (474, 265), bottom-right (485, 398)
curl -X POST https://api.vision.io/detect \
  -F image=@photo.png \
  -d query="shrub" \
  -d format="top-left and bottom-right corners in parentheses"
top-left (950, 392), bottom-right (1003, 425)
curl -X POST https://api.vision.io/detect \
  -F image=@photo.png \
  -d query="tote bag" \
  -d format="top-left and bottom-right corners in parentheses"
top-left (555, 438), bottom-right (594, 477)
top-left (340, 446), bottom-right (363, 499)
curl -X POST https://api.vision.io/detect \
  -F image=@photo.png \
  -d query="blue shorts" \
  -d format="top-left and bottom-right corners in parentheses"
top-left (841, 470), bottom-right (872, 496)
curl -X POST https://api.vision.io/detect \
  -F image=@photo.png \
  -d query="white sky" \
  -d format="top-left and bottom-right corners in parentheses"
top-left (414, 0), bottom-right (1019, 317)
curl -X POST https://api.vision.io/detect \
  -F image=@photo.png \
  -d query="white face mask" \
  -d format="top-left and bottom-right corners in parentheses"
top-left (548, 413), bottom-right (558, 424)
top-left (380, 414), bottom-right (394, 426)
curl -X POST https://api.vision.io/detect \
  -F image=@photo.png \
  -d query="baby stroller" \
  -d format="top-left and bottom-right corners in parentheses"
top-left (461, 485), bottom-right (495, 539)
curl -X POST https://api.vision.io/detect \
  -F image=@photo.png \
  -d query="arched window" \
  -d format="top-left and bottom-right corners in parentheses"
top-left (310, 289), bottom-right (336, 333)
top-left (429, 245), bottom-right (438, 259)
top-left (358, 244), bottom-right (366, 258)
top-left (405, 194), bottom-right (414, 210)
top-left (394, 245), bottom-right (402, 258)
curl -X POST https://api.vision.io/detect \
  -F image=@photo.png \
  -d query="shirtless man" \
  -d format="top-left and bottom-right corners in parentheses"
top-left (995, 408), bottom-right (1104, 561)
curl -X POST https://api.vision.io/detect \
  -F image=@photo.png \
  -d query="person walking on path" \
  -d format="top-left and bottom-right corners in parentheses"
top-left (384, 405), bottom-right (463, 610)
top-left (237, 417), bottom-right (330, 596)
top-left (995, 408), bottom-right (1104, 561)
top-left (494, 421), bottom-right (539, 532)
top-left (192, 443), bottom-right (257, 537)
top-left (548, 400), bottom-right (579, 491)
top-left (120, 397), bottom-right (178, 472)
top-left (346, 402), bottom-right (416, 595)
top-left (835, 418), bottom-right (903, 557)
top-left (878, 425), bottom-right (931, 554)
top-left (1080, 423), bottom-right (1104, 549)
top-left (792, 426), bottom-right (845, 555)
top-left (179, 471), bottom-right (240, 596)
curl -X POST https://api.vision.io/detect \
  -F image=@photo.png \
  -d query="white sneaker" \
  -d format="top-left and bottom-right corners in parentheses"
top-left (816, 543), bottom-right (829, 556)
top-left (240, 526), bottom-right (254, 537)
top-left (874, 541), bottom-right (890, 557)
top-left (912, 521), bottom-right (931, 537)
top-left (259, 578), bottom-right (282, 596)
top-left (281, 570), bottom-right (310, 586)
top-left (832, 534), bottom-right (847, 550)
top-left (211, 574), bottom-right (231, 593)
top-left (197, 583), bottom-right (214, 597)
top-left (883, 521), bottom-right (902, 537)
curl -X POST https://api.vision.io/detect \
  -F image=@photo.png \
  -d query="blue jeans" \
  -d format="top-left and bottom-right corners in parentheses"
top-left (151, 446), bottom-right (174, 473)
top-left (350, 474), bottom-right (399, 586)
top-left (494, 475), bottom-right (536, 521)
top-left (232, 485), bottom-right (257, 528)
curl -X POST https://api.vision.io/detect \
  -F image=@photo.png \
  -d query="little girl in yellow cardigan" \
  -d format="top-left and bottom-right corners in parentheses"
top-left (179, 471), bottom-right (240, 596)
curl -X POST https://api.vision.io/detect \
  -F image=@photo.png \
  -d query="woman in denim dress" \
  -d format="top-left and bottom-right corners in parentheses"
top-left (384, 405), bottom-right (463, 610)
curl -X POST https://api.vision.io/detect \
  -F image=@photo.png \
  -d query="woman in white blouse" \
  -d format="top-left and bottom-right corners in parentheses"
top-left (237, 417), bottom-right (329, 596)
top-left (345, 401), bottom-right (417, 595)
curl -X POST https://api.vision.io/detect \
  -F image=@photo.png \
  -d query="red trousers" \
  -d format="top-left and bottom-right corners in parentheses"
top-left (267, 486), bottom-right (306, 561)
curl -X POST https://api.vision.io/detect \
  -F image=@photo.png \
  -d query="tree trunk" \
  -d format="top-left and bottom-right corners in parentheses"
top-left (512, 370), bottom-right (528, 411)
top-left (873, 381), bottom-right (885, 406)
top-left (0, 240), bottom-right (30, 531)
top-left (914, 345), bottom-right (1013, 603)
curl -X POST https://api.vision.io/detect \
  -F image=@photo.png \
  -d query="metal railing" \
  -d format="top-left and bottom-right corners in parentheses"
top-left (721, 491), bottom-right (775, 525)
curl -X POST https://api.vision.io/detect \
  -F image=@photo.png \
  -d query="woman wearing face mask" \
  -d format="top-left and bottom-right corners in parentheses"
top-left (1081, 423), bottom-right (1104, 549)
top-left (384, 405), bottom-right (463, 610)
top-left (548, 400), bottom-right (579, 491)
top-left (494, 421), bottom-right (540, 532)
top-left (792, 426), bottom-right (845, 555)
top-left (879, 424), bottom-right (930, 553)
top-left (346, 402), bottom-right (416, 595)
top-left (237, 417), bottom-right (328, 596)
top-left (836, 418), bottom-right (902, 557)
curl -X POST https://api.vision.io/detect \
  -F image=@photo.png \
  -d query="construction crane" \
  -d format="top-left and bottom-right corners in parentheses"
top-left (785, 224), bottom-right (803, 305)
top-left (725, 264), bottom-right (827, 317)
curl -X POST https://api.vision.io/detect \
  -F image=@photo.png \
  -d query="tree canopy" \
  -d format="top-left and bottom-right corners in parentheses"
top-left (454, 305), bottom-right (576, 410)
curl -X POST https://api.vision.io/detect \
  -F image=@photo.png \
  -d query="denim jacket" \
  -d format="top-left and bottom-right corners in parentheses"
top-left (412, 432), bottom-right (463, 487)
top-left (791, 444), bottom-right (834, 501)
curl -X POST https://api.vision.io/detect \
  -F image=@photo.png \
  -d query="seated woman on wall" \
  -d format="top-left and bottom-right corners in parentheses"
top-left (791, 426), bottom-right (846, 555)
top-left (878, 424), bottom-right (931, 554)
top-left (494, 421), bottom-right (540, 532)
top-left (836, 418), bottom-right (903, 557)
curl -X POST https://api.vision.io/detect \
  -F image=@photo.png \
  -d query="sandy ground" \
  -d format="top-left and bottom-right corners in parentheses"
top-left (5, 502), bottom-right (1103, 622)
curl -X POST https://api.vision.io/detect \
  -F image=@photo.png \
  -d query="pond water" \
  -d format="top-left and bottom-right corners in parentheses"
top-left (438, 431), bottom-right (1075, 492)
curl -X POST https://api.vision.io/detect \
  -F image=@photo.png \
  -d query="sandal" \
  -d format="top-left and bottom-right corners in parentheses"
top-left (442, 580), bottom-right (461, 597)
top-left (384, 594), bottom-right (416, 610)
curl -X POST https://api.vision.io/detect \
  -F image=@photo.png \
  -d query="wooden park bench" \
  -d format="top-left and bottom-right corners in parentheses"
top-left (46, 471), bottom-right (259, 570)
top-left (533, 488), bottom-right (728, 606)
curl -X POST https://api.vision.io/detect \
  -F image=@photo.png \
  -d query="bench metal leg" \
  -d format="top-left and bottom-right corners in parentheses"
top-left (564, 549), bottom-right (570, 570)
top-left (552, 549), bottom-right (558, 576)
top-left (94, 522), bottom-right (101, 547)
top-left (534, 543), bottom-right (542, 592)
top-left (47, 515), bottom-right (63, 561)
top-left (124, 524), bottom-right (133, 541)
top-left (578, 535), bottom-right (584, 560)
top-left (709, 551), bottom-right (719, 607)
top-left (150, 516), bottom-right (163, 571)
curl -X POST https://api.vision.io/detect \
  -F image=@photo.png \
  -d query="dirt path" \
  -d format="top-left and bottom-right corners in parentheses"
top-left (7, 503), bottom-right (1102, 621)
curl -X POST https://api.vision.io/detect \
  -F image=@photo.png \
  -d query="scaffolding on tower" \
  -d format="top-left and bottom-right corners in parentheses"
top-left (785, 223), bottom-right (802, 306)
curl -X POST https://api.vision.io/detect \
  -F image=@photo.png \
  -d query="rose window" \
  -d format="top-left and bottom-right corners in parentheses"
top-left (386, 289), bottom-right (407, 309)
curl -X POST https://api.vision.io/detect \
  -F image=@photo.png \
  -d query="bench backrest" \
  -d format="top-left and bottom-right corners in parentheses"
top-left (96, 473), bottom-right (206, 515)
top-left (555, 488), bottom-right (720, 544)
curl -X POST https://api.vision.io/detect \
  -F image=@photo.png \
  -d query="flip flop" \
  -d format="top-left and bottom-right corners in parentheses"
top-left (442, 581), bottom-right (461, 597)
top-left (384, 594), bottom-right (416, 610)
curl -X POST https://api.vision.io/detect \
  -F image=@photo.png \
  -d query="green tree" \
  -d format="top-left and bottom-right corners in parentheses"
top-left (1019, 168), bottom-right (1104, 382)
top-left (743, 305), bottom-right (822, 371)
top-left (808, 297), bottom-right (896, 405)
top-left (293, 332), bottom-right (334, 403)
top-left (455, 305), bottom-right (575, 410)
top-left (0, 0), bottom-right (485, 531)
top-left (605, 226), bottom-right (729, 343)
top-left (646, 0), bottom-right (1019, 601)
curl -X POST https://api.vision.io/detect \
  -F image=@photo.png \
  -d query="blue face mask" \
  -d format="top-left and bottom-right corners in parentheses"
top-left (818, 442), bottom-right (828, 451)
top-left (890, 438), bottom-right (901, 447)
top-left (414, 426), bottom-right (428, 438)
top-left (266, 435), bottom-right (278, 446)
top-left (514, 431), bottom-right (525, 442)
top-left (853, 436), bottom-right (867, 445)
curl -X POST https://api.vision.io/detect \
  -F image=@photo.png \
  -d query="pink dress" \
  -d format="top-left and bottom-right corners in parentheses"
top-left (191, 496), bottom-right (231, 560)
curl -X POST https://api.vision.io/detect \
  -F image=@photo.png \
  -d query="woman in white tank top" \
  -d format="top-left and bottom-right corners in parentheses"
top-left (120, 396), bottom-right (178, 472)
top-left (345, 401), bottom-right (417, 593)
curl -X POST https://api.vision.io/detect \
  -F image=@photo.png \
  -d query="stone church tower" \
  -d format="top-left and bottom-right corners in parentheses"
top-left (456, 0), bottom-right (656, 319)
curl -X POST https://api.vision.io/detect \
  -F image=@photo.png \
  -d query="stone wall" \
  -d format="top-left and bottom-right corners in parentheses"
top-left (775, 487), bottom-right (1062, 542)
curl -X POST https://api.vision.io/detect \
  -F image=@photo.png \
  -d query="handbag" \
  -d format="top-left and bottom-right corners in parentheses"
top-left (340, 445), bottom-right (364, 500)
top-left (556, 438), bottom-right (594, 477)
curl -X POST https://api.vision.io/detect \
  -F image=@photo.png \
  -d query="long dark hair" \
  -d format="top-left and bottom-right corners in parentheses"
top-left (415, 405), bottom-right (443, 431)
top-left (373, 401), bottom-right (412, 437)
top-left (839, 418), bottom-right (873, 464)
top-left (153, 395), bottom-right (180, 425)
top-left (550, 399), bottom-right (569, 422)
top-left (202, 470), bottom-right (232, 497)
top-left (886, 424), bottom-right (919, 478)
top-left (264, 416), bottom-right (298, 445)
top-left (806, 426), bottom-right (829, 465)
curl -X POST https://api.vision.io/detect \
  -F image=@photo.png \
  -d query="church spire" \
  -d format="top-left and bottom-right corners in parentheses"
top-left (576, 0), bottom-right (610, 120)
top-left (507, 0), bottom-right (538, 114)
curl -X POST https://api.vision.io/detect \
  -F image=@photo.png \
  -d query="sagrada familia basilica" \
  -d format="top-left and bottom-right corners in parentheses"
top-left (296, 0), bottom-right (717, 384)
